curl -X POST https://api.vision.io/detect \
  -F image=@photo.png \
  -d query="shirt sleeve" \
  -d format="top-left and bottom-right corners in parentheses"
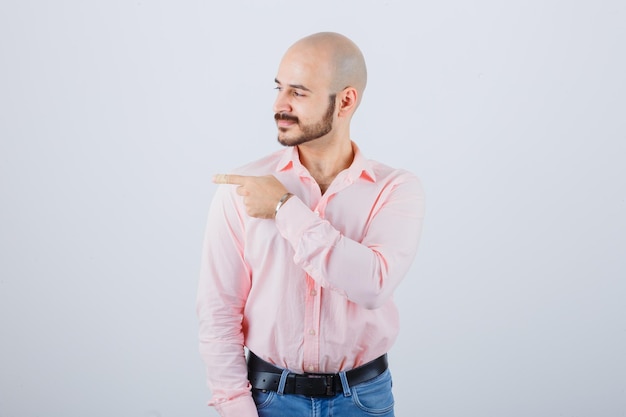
top-left (196, 185), bottom-right (258, 417)
top-left (274, 172), bottom-right (425, 309)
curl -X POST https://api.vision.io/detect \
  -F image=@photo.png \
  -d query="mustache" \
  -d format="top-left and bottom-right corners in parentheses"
top-left (274, 113), bottom-right (299, 123)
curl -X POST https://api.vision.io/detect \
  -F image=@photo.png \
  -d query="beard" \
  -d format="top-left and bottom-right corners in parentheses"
top-left (275, 94), bottom-right (336, 147)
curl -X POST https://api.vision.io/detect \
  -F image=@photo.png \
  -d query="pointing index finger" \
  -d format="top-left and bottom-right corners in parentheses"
top-left (213, 173), bottom-right (246, 185)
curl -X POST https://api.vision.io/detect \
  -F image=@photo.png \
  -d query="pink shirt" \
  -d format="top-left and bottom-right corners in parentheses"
top-left (197, 143), bottom-right (425, 416)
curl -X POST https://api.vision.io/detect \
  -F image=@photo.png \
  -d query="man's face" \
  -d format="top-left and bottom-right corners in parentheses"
top-left (273, 49), bottom-right (337, 147)
top-left (274, 94), bottom-right (336, 147)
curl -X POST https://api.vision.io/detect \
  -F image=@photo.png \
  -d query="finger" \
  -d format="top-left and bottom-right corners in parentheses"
top-left (213, 173), bottom-right (247, 185)
top-left (235, 185), bottom-right (248, 196)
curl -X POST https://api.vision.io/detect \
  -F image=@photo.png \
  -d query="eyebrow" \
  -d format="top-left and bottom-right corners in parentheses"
top-left (274, 78), bottom-right (312, 92)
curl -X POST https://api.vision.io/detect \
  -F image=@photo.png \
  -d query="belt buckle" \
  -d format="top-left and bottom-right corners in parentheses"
top-left (306, 373), bottom-right (336, 396)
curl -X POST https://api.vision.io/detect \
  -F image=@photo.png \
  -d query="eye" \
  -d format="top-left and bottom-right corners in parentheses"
top-left (274, 86), bottom-right (282, 92)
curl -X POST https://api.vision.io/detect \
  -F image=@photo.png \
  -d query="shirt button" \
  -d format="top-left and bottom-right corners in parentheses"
top-left (314, 211), bottom-right (320, 216)
top-left (309, 329), bottom-right (316, 335)
top-left (308, 365), bottom-right (315, 372)
top-left (310, 289), bottom-right (317, 296)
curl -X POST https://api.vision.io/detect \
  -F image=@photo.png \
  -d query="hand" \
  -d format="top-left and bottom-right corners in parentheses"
top-left (213, 174), bottom-right (289, 219)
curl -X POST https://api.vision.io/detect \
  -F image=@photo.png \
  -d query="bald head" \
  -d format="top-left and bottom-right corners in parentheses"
top-left (285, 32), bottom-right (367, 102)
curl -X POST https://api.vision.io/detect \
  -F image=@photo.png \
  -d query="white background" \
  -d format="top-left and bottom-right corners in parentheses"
top-left (1, 1), bottom-right (625, 416)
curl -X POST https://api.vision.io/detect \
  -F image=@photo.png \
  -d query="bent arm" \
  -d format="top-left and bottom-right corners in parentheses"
top-left (275, 174), bottom-right (425, 309)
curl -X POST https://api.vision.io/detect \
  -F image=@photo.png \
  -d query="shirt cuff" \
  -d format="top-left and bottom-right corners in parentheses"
top-left (213, 394), bottom-right (258, 417)
top-left (274, 195), bottom-right (317, 243)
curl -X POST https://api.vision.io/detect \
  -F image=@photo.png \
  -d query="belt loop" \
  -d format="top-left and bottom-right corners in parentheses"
top-left (276, 368), bottom-right (290, 395)
top-left (338, 371), bottom-right (351, 397)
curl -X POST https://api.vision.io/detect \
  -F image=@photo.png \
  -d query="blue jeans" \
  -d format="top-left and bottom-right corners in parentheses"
top-left (252, 368), bottom-right (395, 417)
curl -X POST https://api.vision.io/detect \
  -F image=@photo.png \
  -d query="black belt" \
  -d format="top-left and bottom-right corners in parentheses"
top-left (247, 352), bottom-right (388, 397)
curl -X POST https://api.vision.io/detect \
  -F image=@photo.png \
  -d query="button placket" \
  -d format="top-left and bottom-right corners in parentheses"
top-left (302, 274), bottom-right (321, 373)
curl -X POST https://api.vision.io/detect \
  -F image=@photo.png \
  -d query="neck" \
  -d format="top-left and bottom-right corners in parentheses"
top-left (297, 134), bottom-right (354, 194)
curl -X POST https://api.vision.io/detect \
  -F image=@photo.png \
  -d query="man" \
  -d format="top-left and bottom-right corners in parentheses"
top-left (197, 32), bottom-right (425, 417)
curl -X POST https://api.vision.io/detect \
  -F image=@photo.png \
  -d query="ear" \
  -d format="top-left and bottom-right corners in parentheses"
top-left (337, 87), bottom-right (358, 118)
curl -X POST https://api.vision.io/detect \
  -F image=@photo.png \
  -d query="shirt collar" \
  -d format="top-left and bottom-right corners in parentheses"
top-left (275, 142), bottom-right (377, 183)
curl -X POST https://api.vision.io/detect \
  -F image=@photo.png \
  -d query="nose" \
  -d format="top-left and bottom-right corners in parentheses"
top-left (273, 90), bottom-right (291, 114)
